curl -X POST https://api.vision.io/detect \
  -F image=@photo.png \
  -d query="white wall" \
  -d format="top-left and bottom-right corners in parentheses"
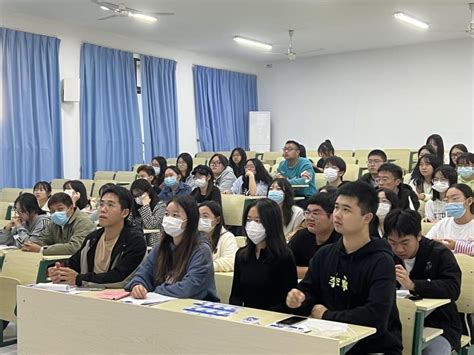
top-left (0, 12), bottom-right (258, 179)
top-left (258, 38), bottom-right (474, 153)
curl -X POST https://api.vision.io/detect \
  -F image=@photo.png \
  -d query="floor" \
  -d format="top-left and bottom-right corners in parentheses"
top-left (0, 323), bottom-right (17, 355)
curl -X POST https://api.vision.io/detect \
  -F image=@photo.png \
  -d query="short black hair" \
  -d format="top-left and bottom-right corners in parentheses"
top-left (33, 181), bottom-right (52, 196)
top-left (209, 153), bottom-right (229, 167)
top-left (137, 164), bottom-right (156, 177)
top-left (457, 152), bottom-right (474, 165)
top-left (318, 139), bottom-right (334, 156)
top-left (368, 149), bottom-right (387, 162)
top-left (384, 209), bottom-right (421, 238)
top-left (101, 185), bottom-right (133, 218)
top-left (378, 163), bottom-right (403, 180)
top-left (377, 188), bottom-right (400, 209)
top-left (285, 140), bottom-right (301, 150)
top-left (48, 192), bottom-right (73, 208)
top-left (324, 156), bottom-right (346, 173)
top-left (307, 191), bottom-right (336, 214)
top-left (192, 164), bottom-right (213, 177)
top-left (336, 181), bottom-right (378, 215)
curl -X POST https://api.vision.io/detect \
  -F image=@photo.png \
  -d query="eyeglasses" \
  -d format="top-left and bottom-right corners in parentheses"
top-left (367, 159), bottom-right (384, 165)
top-left (282, 147), bottom-right (298, 152)
top-left (375, 177), bottom-right (393, 183)
top-left (210, 161), bottom-right (222, 167)
top-left (304, 210), bottom-right (329, 218)
top-left (451, 152), bottom-right (463, 158)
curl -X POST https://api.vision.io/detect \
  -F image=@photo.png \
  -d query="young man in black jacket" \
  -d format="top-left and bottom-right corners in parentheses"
top-left (377, 163), bottom-right (420, 211)
top-left (49, 185), bottom-right (147, 288)
top-left (385, 209), bottom-right (462, 354)
top-left (286, 181), bottom-right (402, 355)
top-left (358, 149), bottom-right (387, 188)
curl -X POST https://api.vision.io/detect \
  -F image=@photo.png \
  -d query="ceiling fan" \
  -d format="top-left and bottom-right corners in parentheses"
top-left (91, 0), bottom-right (174, 22)
top-left (269, 30), bottom-right (323, 61)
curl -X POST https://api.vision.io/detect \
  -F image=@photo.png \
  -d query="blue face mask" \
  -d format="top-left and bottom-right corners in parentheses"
top-left (457, 167), bottom-right (473, 179)
top-left (51, 211), bottom-right (69, 226)
top-left (164, 176), bottom-right (178, 187)
top-left (267, 190), bottom-right (285, 204)
top-left (154, 166), bottom-right (161, 175)
top-left (446, 202), bottom-right (466, 218)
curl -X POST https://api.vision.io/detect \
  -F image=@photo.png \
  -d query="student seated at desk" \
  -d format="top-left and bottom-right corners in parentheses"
top-left (190, 165), bottom-right (221, 205)
top-left (288, 191), bottom-right (340, 279)
top-left (369, 188), bottom-right (400, 238)
top-left (33, 180), bottom-right (52, 213)
top-left (424, 165), bottom-right (457, 222)
top-left (125, 196), bottom-right (219, 301)
top-left (22, 192), bottom-right (96, 255)
top-left (385, 209), bottom-right (462, 354)
top-left (198, 201), bottom-right (238, 272)
top-left (408, 154), bottom-right (442, 202)
top-left (456, 153), bottom-right (474, 190)
top-left (267, 178), bottom-right (305, 240)
top-left (377, 163), bottom-right (420, 211)
top-left (358, 149), bottom-right (387, 188)
top-left (177, 152), bottom-right (196, 189)
top-left (275, 140), bottom-right (316, 199)
top-left (322, 156), bottom-right (349, 189)
top-left (231, 158), bottom-right (272, 196)
top-left (209, 154), bottom-right (237, 193)
top-left (137, 164), bottom-right (161, 195)
top-left (48, 186), bottom-right (146, 288)
top-left (63, 180), bottom-right (93, 212)
top-left (0, 193), bottom-right (50, 247)
top-left (426, 184), bottom-right (474, 243)
top-left (129, 179), bottom-right (166, 247)
top-left (230, 198), bottom-right (297, 312)
top-left (158, 166), bottom-right (192, 203)
top-left (286, 181), bottom-right (402, 355)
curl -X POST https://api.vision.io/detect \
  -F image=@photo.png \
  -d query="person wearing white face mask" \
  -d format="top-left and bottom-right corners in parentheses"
top-left (190, 165), bottom-right (221, 205)
top-left (198, 201), bottom-right (238, 272)
top-left (370, 188), bottom-right (400, 238)
top-left (129, 179), bottom-right (166, 247)
top-left (426, 184), bottom-right (474, 247)
top-left (158, 166), bottom-right (192, 204)
top-left (229, 198), bottom-right (297, 311)
top-left (125, 196), bottom-right (219, 301)
top-left (323, 156), bottom-right (348, 188)
top-left (424, 166), bottom-right (458, 222)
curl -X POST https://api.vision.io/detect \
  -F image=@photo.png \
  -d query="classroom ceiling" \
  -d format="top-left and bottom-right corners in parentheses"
top-left (0, 0), bottom-right (471, 62)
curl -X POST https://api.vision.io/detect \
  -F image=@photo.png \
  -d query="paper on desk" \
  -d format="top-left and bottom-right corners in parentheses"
top-left (396, 290), bottom-right (410, 298)
top-left (33, 283), bottom-right (76, 292)
top-left (301, 319), bottom-right (348, 337)
top-left (0, 245), bottom-right (18, 250)
top-left (120, 292), bottom-right (176, 305)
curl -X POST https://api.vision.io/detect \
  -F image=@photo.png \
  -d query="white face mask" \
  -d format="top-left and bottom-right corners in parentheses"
top-left (245, 221), bottom-right (266, 245)
top-left (432, 181), bottom-right (450, 193)
top-left (324, 167), bottom-right (339, 183)
top-left (195, 178), bottom-right (208, 188)
top-left (198, 218), bottom-right (214, 233)
top-left (162, 216), bottom-right (185, 237)
top-left (376, 202), bottom-right (391, 219)
top-left (64, 189), bottom-right (74, 197)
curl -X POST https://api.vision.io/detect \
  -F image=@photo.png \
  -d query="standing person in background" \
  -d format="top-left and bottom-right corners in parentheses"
top-left (177, 153), bottom-right (195, 189)
top-left (315, 139), bottom-right (335, 173)
top-left (151, 156), bottom-right (167, 188)
top-left (129, 179), bottom-right (166, 247)
top-left (426, 133), bottom-right (447, 164)
top-left (159, 166), bottom-right (192, 204)
top-left (209, 154), bottom-right (237, 192)
top-left (231, 158), bottom-right (272, 196)
top-left (449, 144), bottom-right (468, 168)
top-left (33, 181), bottom-right (52, 212)
top-left (229, 148), bottom-right (247, 179)
top-left (275, 140), bottom-right (317, 202)
top-left (359, 149), bottom-right (387, 188)
top-left (190, 165), bottom-right (221, 205)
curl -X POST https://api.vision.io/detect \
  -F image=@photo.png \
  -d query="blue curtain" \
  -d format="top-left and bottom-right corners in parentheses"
top-left (193, 66), bottom-right (258, 152)
top-left (80, 43), bottom-right (142, 178)
top-left (140, 54), bottom-right (178, 160)
top-left (0, 28), bottom-right (63, 188)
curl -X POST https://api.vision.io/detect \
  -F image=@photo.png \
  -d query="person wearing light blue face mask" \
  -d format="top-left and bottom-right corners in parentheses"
top-left (426, 184), bottom-right (474, 247)
top-left (22, 192), bottom-right (96, 255)
top-left (158, 166), bottom-right (192, 204)
top-left (456, 152), bottom-right (474, 191)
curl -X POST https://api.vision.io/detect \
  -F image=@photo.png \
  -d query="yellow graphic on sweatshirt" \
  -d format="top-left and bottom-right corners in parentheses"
top-left (329, 275), bottom-right (349, 292)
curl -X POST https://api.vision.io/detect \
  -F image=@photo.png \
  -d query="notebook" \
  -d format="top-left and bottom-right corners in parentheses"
top-left (95, 290), bottom-right (130, 300)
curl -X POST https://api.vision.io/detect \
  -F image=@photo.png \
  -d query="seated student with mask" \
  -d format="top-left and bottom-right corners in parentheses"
top-left (286, 181), bottom-right (402, 355)
top-left (190, 165), bottom-right (221, 205)
top-left (288, 191), bottom-right (341, 279)
top-left (22, 192), bottom-right (96, 255)
top-left (359, 149), bottom-right (387, 188)
top-left (456, 152), bottom-right (474, 190)
top-left (322, 156), bottom-right (348, 188)
top-left (48, 186), bottom-right (147, 288)
top-left (159, 166), bottom-right (192, 204)
top-left (0, 193), bottom-right (50, 247)
top-left (125, 196), bottom-right (219, 301)
top-left (377, 163), bottom-right (420, 211)
top-left (385, 209), bottom-right (462, 355)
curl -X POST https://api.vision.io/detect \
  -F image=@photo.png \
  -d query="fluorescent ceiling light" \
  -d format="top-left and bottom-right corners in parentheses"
top-left (100, 6), bottom-right (109, 11)
top-left (394, 12), bottom-right (429, 29)
top-left (129, 12), bottom-right (158, 23)
top-left (233, 36), bottom-right (272, 51)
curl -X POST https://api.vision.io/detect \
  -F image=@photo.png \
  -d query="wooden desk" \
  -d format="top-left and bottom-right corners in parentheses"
top-left (17, 287), bottom-right (376, 354)
top-left (412, 298), bottom-right (450, 355)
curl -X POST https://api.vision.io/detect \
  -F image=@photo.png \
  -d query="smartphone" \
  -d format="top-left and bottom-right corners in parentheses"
top-left (407, 295), bottom-right (423, 301)
top-left (276, 316), bottom-right (307, 326)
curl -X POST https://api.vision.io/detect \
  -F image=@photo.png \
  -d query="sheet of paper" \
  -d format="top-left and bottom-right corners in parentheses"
top-left (301, 318), bottom-right (348, 337)
top-left (0, 245), bottom-right (18, 250)
top-left (120, 292), bottom-right (176, 305)
top-left (396, 289), bottom-right (410, 298)
top-left (33, 283), bottom-right (75, 292)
